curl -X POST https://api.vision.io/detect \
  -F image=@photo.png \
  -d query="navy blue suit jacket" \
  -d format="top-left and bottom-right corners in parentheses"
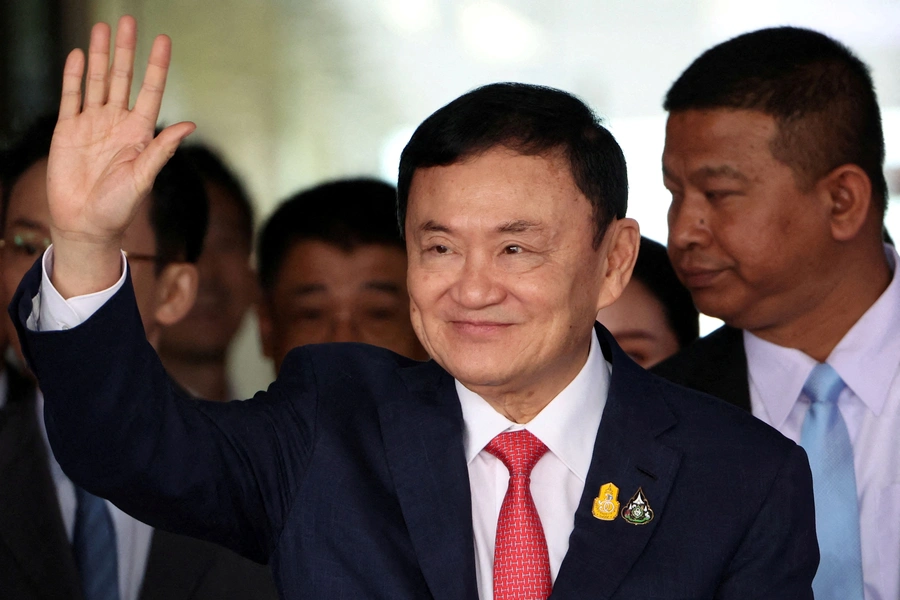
top-left (13, 261), bottom-right (817, 599)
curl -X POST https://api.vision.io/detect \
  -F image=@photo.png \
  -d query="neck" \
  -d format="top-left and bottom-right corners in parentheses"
top-left (471, 335), bottom-right (593, 424)
top-left (750, 242), bottom-right (891, 362)
top-left (160, 355), bottom-right (231, 401)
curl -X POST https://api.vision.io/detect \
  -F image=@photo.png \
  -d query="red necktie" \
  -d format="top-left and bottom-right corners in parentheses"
top-left (485, 430), bottom-right (552, 600)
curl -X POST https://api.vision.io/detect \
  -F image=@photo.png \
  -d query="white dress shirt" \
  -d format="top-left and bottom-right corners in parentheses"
top-left (744, 244), bottom-right (900, 600)
top-left (459, 331), bottom-right (609, 599)
top-left (34, 246), bottom-right (613, 600)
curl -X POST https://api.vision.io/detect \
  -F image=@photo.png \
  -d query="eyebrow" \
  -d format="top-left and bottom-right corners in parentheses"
top-left (662, 165), bottom-right (748, 185)
top-left (364, 281), bottom-right (402, 294)
top-left (7, 218), bottom-right (51, 232)
top-left (497, 220), bottom-right (542, 234)
top-left (288, 281), bottom-right (402, 296)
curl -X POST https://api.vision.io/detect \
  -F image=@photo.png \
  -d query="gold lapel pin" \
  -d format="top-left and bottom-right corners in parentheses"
top-left (592, 482), bottom-right (620, 521)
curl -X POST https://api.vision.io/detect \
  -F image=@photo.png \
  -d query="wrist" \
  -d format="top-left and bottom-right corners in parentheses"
top-left (49, 235), bottom-right (124, 299)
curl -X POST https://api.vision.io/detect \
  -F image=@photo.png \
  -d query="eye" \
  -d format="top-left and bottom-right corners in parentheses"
top-left (503, 245), bottom-right (523, 254)
top-left (430, 245), bottom-right (449, 255)
top-left (704, 190), bottom-right (734, 202)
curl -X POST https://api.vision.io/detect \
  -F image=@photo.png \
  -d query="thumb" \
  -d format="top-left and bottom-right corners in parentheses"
top-left (133, 121), bottom-right (196, 192)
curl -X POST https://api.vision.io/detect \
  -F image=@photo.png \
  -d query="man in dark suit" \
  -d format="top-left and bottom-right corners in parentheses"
top-left (653, 27), bottom-right (897, 600)
top-left (13, 16), bottom-right (817, 599)
top-left (0, 117), bottom-right (276, 599)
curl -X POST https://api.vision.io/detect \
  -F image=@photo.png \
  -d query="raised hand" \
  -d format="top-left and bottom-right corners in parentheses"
top-left (47, 15), bottom-right (195, 297)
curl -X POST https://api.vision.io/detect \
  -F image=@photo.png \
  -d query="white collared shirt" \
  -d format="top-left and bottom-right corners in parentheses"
top-left (459, 331), bottom-right (609, 599)
top-left (745, 244), bottom-right (900, 600)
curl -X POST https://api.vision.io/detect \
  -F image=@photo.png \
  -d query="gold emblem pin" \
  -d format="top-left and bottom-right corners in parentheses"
top-left (592, 482), bottom-right (620, 521)
top-left (621, 487), bottom-right (654, 525)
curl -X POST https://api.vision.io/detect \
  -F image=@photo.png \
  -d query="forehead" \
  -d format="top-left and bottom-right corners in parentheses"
top-left (406, 147), bottom-right (590, 230)
top-left (275, 240), bottom-right (407, 290)
top-left (663, 109), bottom-right (779, 175)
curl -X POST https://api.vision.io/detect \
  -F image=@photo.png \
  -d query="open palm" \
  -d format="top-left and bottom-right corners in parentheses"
top-left (48, 16), bottom-right (194, 250)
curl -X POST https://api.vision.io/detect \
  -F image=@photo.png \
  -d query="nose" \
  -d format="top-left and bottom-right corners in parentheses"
top-left (328, 314), bottom-right (358, 343)
top-left (451, 253), bottom-right (505, 309)
top-left (667, 193), bottom-right (711, 252)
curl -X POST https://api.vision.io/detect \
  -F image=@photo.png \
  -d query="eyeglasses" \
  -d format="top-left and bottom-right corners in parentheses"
top-left (122, 250), bottom-right (160, 263)
top-left (0, 231), bottom-right (52, 261)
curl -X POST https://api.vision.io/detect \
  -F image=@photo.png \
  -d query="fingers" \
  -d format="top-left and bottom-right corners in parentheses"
top-left (132, 34), bottom-right (173, 127)
top-left (84, 22), bottom-right (111, 108)
top-left (108, 16), bottom-right (137, 109)
top-left (132, 121), bottom-right (196, 192)
top-left (59, 49), bottom-right (85, 119)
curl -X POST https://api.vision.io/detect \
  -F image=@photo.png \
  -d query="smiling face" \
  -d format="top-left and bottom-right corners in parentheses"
top-left (663, 108), bottom-right (837, 335)
top-left (405, 146), bottom-right (630, 413)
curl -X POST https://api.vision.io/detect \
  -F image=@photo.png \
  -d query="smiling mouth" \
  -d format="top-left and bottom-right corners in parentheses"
top-left (451, 321), bottom-right (513, 336)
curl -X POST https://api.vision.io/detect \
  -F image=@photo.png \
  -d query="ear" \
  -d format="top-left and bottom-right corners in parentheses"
top-left (819, 164), bottom-right (874, 242)
top-left (596, 217), bottom-right (641, 311)
top-left (154, 263), bottom-right (199, 327)
top-left (256, 298), bottom-right (275, 360)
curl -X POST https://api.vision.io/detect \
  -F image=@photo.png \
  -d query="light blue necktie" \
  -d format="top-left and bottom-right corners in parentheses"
top-left (799, 363), bottom-right (864, 600)
top-left (72, 487), bottom-right (120, 600)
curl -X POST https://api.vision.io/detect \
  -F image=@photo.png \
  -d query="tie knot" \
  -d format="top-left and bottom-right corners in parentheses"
top-left (803, 363), bottom-right (846, 406)
top-left (485, 430), bottom-right (548, 477)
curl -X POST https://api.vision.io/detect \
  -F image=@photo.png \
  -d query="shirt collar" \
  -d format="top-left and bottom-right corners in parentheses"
top-left (457, 329), bottom-right (610, 482)
top-left (745, 244), bottom-right (900, 424)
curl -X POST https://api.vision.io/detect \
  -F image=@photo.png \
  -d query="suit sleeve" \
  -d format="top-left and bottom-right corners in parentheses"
top-left (11, 259), bottom-right (315, 564)
top-left (716, 443), bottom-right (818, 599)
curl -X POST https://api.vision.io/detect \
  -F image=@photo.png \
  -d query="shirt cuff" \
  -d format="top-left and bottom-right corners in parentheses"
top-left (29, 245), bottom-right (129, 332)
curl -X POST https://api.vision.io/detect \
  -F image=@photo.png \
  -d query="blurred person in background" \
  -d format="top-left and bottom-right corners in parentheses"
top-left (0, 116), bottom-right (277, 600)
top-left (256, 178), bottom-right (427, 372)
top-left (158, 144), bottom-right (257, 401)
top-left (596, 236), bottom-right (698, 368)
top-left (653, 27), bottom-right (896, 600)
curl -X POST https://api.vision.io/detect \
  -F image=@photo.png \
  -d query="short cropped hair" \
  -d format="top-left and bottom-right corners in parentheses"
top-left (149, 147), bottom-right (208, 271)
top-left (1, 114), bottom-right (57, 232)
top-left (1, 116), bottom-right (207, 271)
top-left (181, 144), bottom-right (254, 245)
top-left (398, 82), bottom-right (628, 247)
top-left (257, 178), bottom-right (401, 291)
top-left (633, 237), bottom-right (699, 349)
top-left (665, 26), bottom-right (887, 215)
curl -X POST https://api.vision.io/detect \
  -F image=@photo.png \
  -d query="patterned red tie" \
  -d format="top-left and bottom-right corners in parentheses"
top-left (485, 430), bottom-right (552, 600)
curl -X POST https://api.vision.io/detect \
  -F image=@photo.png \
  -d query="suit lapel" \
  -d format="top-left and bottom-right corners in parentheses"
top-left (0, 370), bottom-right (84, 600)
top-left (378, 361), bottom-right (477, 600)
top-left (552, 328), bottom-right (682, 600)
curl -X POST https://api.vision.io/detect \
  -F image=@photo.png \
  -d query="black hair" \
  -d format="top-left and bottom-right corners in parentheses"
top-left (632, 237), bottom-right (699, 349)
top-left (257, 178), bottom-right (401, 291)
top-left (397, 82), bottom-right (627, 247)
top-left (1, 116), bottom-right (207, 271)
top-left (180, 144), bottom-right (254, 245)
top-left (665, 26), bottom-right (887, 215)
top-left (149, 146), bottom-right (209, 272)
top-left (1, 114), bottom-right (57, 233)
